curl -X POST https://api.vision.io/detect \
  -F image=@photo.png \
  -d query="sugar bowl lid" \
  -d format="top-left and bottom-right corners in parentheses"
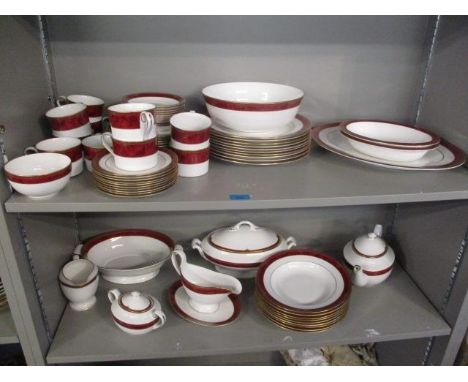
top-left (353, 224), bottom-right (388, 257)
top-left (119, 291), bottom-right (154, 312)
top-left (209, 221), bottom-right (280, 252)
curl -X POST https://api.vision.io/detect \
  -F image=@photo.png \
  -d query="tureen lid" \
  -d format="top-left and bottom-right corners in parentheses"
top-left (353, 224), bottom-right (387, 257)
top-left (120, 291), bottom-right (153, 312)
top-left (209, 221), bottom-right (280, 252)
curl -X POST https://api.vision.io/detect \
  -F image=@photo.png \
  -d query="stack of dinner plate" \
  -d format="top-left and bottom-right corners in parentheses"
top-left (210, 115), bottom-right (312, 165)
top-left (123, 92), bottom-right (185, 148)
top-left (0, 278), bottom-right (7, 308)
top-left (91, 148), bottom-right (178, 197)
top-left (255, 249), bottom-right (352, 332)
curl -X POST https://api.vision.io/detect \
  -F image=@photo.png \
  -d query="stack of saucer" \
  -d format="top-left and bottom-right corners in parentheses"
top-left (0, 278), bottom-right (7, 308)
top-left (210, 115), bottom-right (312, 165)
top-left (255, 249), bottom-right (351, 332)
top-left (92, 149), bottom-right (178, 197)
top-left (123, 92), bottom-right (186, 148)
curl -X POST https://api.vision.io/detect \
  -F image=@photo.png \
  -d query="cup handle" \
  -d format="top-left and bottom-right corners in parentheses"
top-left (171, 245), bottom-right (187, 276)
top-left (24, 146), bottom-right (38, 155)
top-left (191, 238), bottom-right (208, 261)
top-left (107, 289), bottom-right (121, 304)
top-left (151, 309), bottom-right (166, 330)
top-left (140, 111), bottom-right (156, 140)
top-left (56, 96), bottom-right (67, 106)
top-left (101, 116), bottom-right (111, 132)
top-left (101, 132), bottom-right (115, 156)
top-left (286, 236), bottom-right (297, 249)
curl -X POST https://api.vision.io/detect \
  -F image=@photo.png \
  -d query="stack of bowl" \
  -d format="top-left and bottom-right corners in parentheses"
top-left (339, 120), bottom-right (441, 163)
top-left (203, 82), bottom-right (312, 165)
top-left (255, 249), bottom-right (352, 332)
top-left (123, 92), bottom-right (186, 148)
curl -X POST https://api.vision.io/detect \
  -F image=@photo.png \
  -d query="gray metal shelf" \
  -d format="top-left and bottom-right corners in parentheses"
top-left (47, 252), bottom-right (450, 364)
top-left (5, 150), bottom-right (468, 214)
top-left (0, 307), bottom-right (19, 345)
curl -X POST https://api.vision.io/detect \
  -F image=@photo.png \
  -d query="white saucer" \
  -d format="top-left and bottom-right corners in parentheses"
top-left (97, 151), bottom-right (172, 176)
top-left (312, 123), bottom-right (466, 171)
top-left (212, 116), bottom-right (306, 138)
top-left (168, 281), bottom-right (241, 326)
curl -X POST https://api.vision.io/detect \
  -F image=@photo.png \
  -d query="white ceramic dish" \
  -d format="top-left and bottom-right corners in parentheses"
top-left (59, 255), bottom-right (99, 311)
top-left (4, 153), bottom-right (71, 199)
top-left (263, 255), bottom-right (344, 310)
top-left (79, 229), bottom-right (174, 284)
top-left (96, 151), bottom-right (172, 176)
top-left (168, 280), bottom-right (241, 326)
top-left (202, 82), bottom-right (303, 132)
top-left (312, 123), bottom-right (466, 170)
top-left (192, 221), bottom-right (296, 278)
top-left (340, 121), bottom-right (440, 148)
top-left (108, 289), bottom-right (166, 335)
top-left (172, 246), bottom-right (242, 313)
top-left (108, 103), bottom-right (156, 142)
top-left (343, 224), bottom-right (395, 287)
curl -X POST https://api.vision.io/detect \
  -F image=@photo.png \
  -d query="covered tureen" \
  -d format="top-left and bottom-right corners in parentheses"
top-left (192, 220), bottom-right (296, 278)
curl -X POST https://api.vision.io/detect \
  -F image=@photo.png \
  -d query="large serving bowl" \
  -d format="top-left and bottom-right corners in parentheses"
top-left (340, 120), bottom-right (440, 162)
top-left (4, 153), bottom-right (71, 199)
top-left (81, 229), bottom-right (174, 284)
top-left (202, 82), bottom-right (304, 132)
top-left (192, 221), bottom-right (296, 278)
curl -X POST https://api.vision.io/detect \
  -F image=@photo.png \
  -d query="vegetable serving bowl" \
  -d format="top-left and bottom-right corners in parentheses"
top-left (202, 82), bottom-right (304, 132)
top-left (340, 120), bottom-right (440, 162)
top-left (4, 153), bottom-right (72, 199)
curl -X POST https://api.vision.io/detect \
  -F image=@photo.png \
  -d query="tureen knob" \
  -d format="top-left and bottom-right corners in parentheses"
top-left (131, 291), bottom-right (141, 297)
top-left (368, 233), bottom-right (377, 239)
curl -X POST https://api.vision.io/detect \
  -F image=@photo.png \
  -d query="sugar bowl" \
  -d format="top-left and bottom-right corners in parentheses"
top-left (108, 289), bottom-right (166, 335)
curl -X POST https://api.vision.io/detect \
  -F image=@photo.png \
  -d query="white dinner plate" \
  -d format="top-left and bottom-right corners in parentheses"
top-left (211, 116), bottom-right (306, 138)
top-left (312, 123), bottom-right (466, 170)
top-left (262, 255), bottom-right (344, 310)
top-left (97, 151), bottom-right (172, 176)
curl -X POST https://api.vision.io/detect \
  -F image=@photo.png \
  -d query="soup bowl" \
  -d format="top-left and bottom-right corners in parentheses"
top-left (202, 82), bottom-right (303, 132)
top-left (4, 153), bottom-right (71, 199)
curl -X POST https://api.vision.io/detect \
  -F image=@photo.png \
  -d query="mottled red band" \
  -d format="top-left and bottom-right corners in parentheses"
top-left (109, 109), bottom-right (154, 129)
top-left (181, 278), bottom-right (231, 295)
top-left (85, 104), bottom-right (104, 118)
top-left (48, 112), bottom-right (89, 131)
top-left (204, 95), bottom-right (302, 112)
top-left (83, 145), bottom-right (106, 160)
top-left (171, 126), bottom-right (210, 144)
top-left (112, 138), bottom-right (158, 158)
top-left (38, 144), bottom-right (82, 162)
top-left (6, 165), bottom-right (71, 184)
top-left (173, 148), bottom-right (209, 164)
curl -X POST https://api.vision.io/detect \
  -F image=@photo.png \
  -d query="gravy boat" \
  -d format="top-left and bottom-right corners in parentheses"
top-left (171, 245), bottom-right (242, 313)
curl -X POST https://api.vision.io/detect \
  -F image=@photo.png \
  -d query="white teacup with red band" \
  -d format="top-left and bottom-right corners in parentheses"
top-left (101, 132), bottom-right (158, 171)
top-left (170, 111), bottom-right (211, 150)
top-left (57, 95), bottom-right (105, 133)
top-left (82, 134), bottom-right (107, 172)
top-left (172, 147), bottom-right (209, 177)
top-left (46, 103), bottom-right (93, 138)
top-left (24, 137), bottom-right (83, 177)
top-left (4, 153), bottom-right (72, 199)
top-left (108, 103), bottom-right (156, 142)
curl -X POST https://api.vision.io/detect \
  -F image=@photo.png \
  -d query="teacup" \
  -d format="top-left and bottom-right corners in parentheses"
top-left (24, 137), bottom-right (83, 177)
top-left (101, 132), bottom-right (158, 171)
top-left (59, 255), bottom-right (99, 311)
top-left (108, 103), bottom-right (156, 141)
top-left (170, 111), bottom-right (211, 147)
top-left (57, 94), bottom-right (105, 132)
top-left (82, 134), bottom-right (107, 172)
top-left (171, 147), bottom-right (209, 177)
top-left (46, 103), bottom-right (93, 138)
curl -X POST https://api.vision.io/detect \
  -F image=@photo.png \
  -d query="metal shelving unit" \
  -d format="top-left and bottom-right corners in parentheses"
top-left (5, 154), bottom-right (468, 213)
top-left (0, 308), bottom-right (19, 345)
top-left (0, 15), bottom-right (467, 366)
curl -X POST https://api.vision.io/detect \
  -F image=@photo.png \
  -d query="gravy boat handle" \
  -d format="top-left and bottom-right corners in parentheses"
top-left (171, 245), bottom-right (187, 276)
